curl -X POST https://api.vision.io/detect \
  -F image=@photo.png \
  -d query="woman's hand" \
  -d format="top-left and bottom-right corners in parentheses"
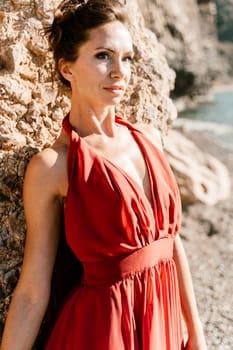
top-left (185, 326), bottom-right (208, 350)
top-left (185, 336), bottom-right (208, 350)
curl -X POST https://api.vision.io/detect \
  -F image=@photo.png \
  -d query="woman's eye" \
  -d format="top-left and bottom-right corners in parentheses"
top-left (123, 56), bottom-right (134, 63)
top-left (95, 52), bottom-right (110, 60)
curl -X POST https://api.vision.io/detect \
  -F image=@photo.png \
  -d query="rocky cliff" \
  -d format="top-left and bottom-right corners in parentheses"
top-left (139, 0), bottom-right (233, 97)
top-left (214, 0), bottom-right (233, 79)
top-left (215, 0), bottom-right (233, 42)
top-left (0, 0), bottom-right (231, 340)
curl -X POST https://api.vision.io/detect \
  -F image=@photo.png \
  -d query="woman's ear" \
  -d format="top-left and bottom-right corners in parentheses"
top-left (58, 58), bottom-right (73, 82)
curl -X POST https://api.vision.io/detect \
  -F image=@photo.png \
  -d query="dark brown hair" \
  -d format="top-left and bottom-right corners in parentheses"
top-left (45, 0), bottom-right (128, 86)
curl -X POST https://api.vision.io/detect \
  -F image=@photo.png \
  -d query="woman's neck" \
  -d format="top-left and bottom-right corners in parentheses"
top-left (69, 103), bottom-right (117, 138)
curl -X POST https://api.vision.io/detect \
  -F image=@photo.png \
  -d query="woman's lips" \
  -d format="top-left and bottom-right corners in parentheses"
top-left (104, 85), bottom-right (125, 94)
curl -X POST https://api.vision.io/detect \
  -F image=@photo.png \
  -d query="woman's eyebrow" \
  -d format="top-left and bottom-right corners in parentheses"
top-left (95, 47), bottom-right (115, 52)
top-left (95, 46), bottom-right (134, 55)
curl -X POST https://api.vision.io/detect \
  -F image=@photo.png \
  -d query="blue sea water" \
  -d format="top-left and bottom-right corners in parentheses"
top-left (179, 89), bottom-right (233, 125)
top-left (177, 88), bottom-right (233, 151)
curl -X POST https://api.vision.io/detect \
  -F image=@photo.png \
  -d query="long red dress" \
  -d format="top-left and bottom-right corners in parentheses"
top-left (44, 115), bottom-right (184, 349)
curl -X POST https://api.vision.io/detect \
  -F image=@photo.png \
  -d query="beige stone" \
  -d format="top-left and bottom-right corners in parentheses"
top-left (164, 129), bottom-right (231, 205)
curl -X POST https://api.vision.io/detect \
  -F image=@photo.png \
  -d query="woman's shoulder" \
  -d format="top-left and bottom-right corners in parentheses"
top-left (25, 135), bottom-right (69, 198)
top-left (29, 142), bottom-right (67, 175)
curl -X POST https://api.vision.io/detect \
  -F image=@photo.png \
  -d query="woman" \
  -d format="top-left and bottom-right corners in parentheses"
top-left (1, 0), bottom-right (207, 349)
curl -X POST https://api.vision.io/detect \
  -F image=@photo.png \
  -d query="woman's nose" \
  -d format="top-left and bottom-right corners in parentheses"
top-left (110, 60), bottom-right (126, 79)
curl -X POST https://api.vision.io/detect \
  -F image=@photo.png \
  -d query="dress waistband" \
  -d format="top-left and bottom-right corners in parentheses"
top-left (82, 238), bottom-right (174, 286)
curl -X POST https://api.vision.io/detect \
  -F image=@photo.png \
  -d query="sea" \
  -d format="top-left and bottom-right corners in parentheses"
top-left (176, 88), bottom-right (233, 152)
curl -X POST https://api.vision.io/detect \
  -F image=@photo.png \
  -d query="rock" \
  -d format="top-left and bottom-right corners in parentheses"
top-left (215, 0), bottom-right (233, 42)
top-left (24, 18), bottom-right (49, 56)
top-left (0, 134), bottom-right (27, 151)
top-left (117, 1), bottom-right (177, 132)
top-left (138, 0), bottom-right (219, 96)
top-left (217, 42), bottom-right (233, 81)
top-left (0, 146), bottom-right (38, 327)
top-left (215, 0), bottom-right (233, 80)
top-left (0, 77), bottom-right (32, 104)
top-left (164, 129), bottom-right (231, 205)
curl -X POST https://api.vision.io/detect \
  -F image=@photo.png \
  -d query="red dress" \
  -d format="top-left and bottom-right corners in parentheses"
top-left (44, 115), bottom-right (184, 349)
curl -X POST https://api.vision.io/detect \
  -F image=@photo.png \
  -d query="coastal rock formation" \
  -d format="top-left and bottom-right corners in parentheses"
top-left (164, 130), bottom-right (231, 206)
top-left (215, 0), bottom-right (233, 42)
top-left (0, 0), bottom-right (231, 341)
top-left (214, 0), bottom-right (233, 79)
top-left (138, 0), bottom-right (221, 97)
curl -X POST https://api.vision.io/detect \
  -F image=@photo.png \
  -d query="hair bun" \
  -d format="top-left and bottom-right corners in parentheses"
top-left (58, 0), bottom-right (87, 13)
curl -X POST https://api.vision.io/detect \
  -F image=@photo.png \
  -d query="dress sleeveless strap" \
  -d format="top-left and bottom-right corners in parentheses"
top-left (82, 237), bottom-right (174, 286)
top-left (62, 113), bottom-right (73, 136)
top-left (115, 115), bottom-right (142, 134)
top-left (62, 114), bottom-right (80, 181)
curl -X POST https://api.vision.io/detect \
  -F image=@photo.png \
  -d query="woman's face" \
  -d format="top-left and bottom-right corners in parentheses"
top-left (60, 21), bottom-right (134, 108)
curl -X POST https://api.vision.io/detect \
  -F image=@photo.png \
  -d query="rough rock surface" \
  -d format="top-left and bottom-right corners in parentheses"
top-left (164, 129), bottom-right (231, 205)
top-left (214, 0), bottom-right (233, 79)
top-left (215, 0), bottom-right (233, 42)
top-left (138, 0), bottom-right (222, 97)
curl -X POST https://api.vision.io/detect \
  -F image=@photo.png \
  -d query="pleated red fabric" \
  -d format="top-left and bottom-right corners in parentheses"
top-left (44, 115), bottom-right (184, 350)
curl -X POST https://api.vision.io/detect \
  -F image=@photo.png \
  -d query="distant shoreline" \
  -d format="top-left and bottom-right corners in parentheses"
top-left (174, 80), bottom-right (233, 113)
top-left (174, 118), bottom-right (233, 152)
top-left (210, 81), bottom-right (233, 93)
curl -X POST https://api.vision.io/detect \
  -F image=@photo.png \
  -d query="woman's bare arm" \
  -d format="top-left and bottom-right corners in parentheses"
top-left (174, 235), bottom-right (207, 350)
top-left (1, 149), bottom-right (64, 350)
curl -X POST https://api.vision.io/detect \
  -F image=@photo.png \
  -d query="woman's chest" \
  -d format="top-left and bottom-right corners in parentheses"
top-left (83, 131), bottom-right (153, 206)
